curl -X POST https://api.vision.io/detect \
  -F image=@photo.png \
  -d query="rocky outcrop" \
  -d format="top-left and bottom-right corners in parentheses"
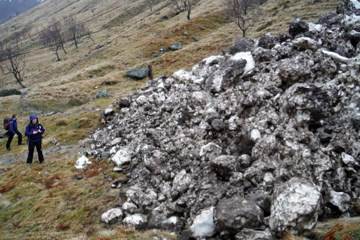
top-left (88, 0), bottom-right (360, 239)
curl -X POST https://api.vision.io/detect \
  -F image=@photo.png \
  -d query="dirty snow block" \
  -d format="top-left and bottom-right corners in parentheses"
top-left (111, 147), bottom-right (131, 167)
top-left (75, 155), bottom-right (92, 170)
top-left (123, 214), bottom-right (148, 228)
top-left (230, 51), bottom-right (255, 74)
top-left (269, 178), bottom-right (321, 235)
top-left (101, 208), bottom-right (124, 224)
top-left (190, 207), bottom-right (216, 238)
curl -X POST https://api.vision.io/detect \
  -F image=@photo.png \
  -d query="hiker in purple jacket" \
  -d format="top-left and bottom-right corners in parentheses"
top-left (25, 114), bottom-right (45, 164)
top-left (6, 114), bottom-right (23, 151)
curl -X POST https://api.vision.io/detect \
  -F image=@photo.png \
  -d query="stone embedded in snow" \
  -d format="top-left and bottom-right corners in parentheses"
top-left (269, 178), bottom-right (321, 235)
top-left (230, 52), bottom-right (255, 74)
top-left (292, 37), bottom-right (319, 51)
top-left (161, 216), bottom-right (182, 231)
top-left (75, 155), bottom-right (92, 170)
top-left (235, 228), bottom-right (273, 240)
top-left (203, 55), bottom-right (225, 65)
top-left (190, 207), bottom-right (215, 238)
top-left (329, 190), bottom-right (351, 213)
top-left (104, 108), bottom-right (114, 116)
top-left (211, 155), bottom-right (240, 181)
top-left (199, 142), bottom-right (222, 161)
top-left (101, 208), bottom-right (123, 224)
top-left (111, 147), bottom-right (131, 167)
top-left (122, 200), bottom-right (138, 214)
top-left (341, 152), bottom-right (358, 166)
top-left (172, 169), bottom-right (192, 195)
top-left (123, 214), bottom-right (148, 228)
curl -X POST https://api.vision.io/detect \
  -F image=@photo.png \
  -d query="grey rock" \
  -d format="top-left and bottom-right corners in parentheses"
top-left (126, 67), bottom-right (149, 80)
top-left (215, 196), bottom-right (264, 233)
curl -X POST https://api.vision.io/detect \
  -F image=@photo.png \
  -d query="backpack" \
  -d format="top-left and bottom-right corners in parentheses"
top-left (3, 118), bottom-right (10, 130)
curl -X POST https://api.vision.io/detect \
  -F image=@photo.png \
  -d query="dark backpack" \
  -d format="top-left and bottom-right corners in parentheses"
top-left (3, 118), bottom-right (10, 130)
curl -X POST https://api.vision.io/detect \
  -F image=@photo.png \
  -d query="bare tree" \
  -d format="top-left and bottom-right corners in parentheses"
top-left (147, 0), bottom-right (155, 11)
top-left (0, 40), bottom-right (26, 88)
top-left (39, 20), bottom-right (67, 61)
top-left (169, 0), bottom-right (193, 20)
top-left (225, 0), bottom-right (261, 37)
top-left (64, 16), bottom-right (91, 49)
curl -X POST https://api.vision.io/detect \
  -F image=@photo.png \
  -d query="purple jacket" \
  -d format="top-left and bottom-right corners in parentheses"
top-left (25, 115), bottom-right (45, 143)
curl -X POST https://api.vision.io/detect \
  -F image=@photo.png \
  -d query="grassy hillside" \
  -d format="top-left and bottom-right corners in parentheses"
top-left (2, 0), bottom-right (357, 239)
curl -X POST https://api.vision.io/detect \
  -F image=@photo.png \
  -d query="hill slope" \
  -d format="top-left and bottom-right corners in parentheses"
top-left (1, 0), bottom-right (355, 239)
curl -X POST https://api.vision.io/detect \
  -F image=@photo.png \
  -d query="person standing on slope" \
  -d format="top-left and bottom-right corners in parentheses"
top-left (6, 114), bottom-right (23, 151)
top-left (25, 114), bottom-right (45, 164)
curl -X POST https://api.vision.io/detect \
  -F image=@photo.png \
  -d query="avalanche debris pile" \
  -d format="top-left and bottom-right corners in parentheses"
top-left (88, 0), bottom-right (360, 238)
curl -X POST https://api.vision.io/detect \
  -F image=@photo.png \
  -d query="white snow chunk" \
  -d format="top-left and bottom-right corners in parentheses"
top-left (230, 52), bottom-right (255, 74)
top-left (173, 69), bottom-right (204, 84)
top-left (351, 0), bottom-right (360, 9)
top-left (202, 55), bottom-right (224, 65)
top-left (123, 214), bottom-right (147, 227)
top-left (344, 14), bottom-right (360, 26)
top-left (270, 178), bottom-right (321, 234)
top-left (341, 152), bottom-right (359, 166)
top-left (104, 108), bottom-right (114, 115)
top-left (250, 129), bottom-right (261, 141)
top-left (75, 155), bottom-right (92, 170)
top-left (308, 23), bottom-right (323, 33)
top-left (190, 207), bottom-right (215, 238)
top-left (321, 49), bottom-right (351, 63)
top-left (101, 208), bottom-right (123, 224)
top-left (329, 190), bottom-right (351, 212)
top-left (111, 147), bottom-right (131, 167)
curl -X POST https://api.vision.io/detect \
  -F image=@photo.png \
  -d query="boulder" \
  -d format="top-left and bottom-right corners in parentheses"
top-left (215, 196), bottom-right (264, 233)
top-left (0, 89), bottom-right (21, 97)
top-left (210, 155), bottom-right (240, 181)
top-left (169, 42), bottom-right (183, 51)
top-left (258, 33), bottom-right (278, 49)
top-left (229, 38), bottom-right (255, 54)
top-left (289, 18), bottom-right (309, 37)
top-left (126, 67), bottom-right (149, 80)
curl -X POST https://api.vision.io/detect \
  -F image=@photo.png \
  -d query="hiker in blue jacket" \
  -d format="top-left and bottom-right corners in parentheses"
top-left (6, 114), bottom-right (23, 151)
top-left (25, 114), bottom-right (45, 164)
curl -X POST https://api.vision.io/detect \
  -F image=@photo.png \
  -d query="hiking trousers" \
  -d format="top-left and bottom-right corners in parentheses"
top-left (27, 141), bottom-right (44, 164)
top-left (6, 130), bottom-right (23, 150)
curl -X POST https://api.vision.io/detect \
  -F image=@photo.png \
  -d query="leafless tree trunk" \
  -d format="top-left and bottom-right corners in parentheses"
top-left (225, 0), bottom-right (260, 37)
top-left (39, 20), bottom-right (67, 61)
top-left (0, 41), bottom-right (26, 88)
top-left (169, 0), bottom-right (193, 20)
top-left (65, 16), bottom-right (91, 49)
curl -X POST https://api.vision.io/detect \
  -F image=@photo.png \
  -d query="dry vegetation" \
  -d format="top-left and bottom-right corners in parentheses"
top-left (2, 0), bottom-right (358, 239)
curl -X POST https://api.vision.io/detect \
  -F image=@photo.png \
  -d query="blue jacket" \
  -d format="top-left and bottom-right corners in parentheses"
top-left (8, 118), bottom-right (18, 134)
top-left (25, 115), bottom-right (45, 143)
